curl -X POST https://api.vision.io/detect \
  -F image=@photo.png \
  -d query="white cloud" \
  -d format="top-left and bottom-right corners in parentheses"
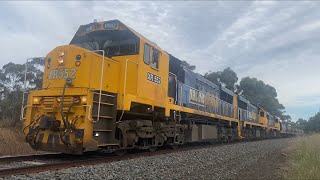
top-left (298, 21), bottom-right (320, 32)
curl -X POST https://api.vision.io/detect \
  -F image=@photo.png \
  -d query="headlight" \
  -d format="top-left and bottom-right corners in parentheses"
top-left (80, 96), bottom-right (87, 105)
top-left (58, 51), bottom-right (65, 65)
top-left (58, 58), bottom-right (64, 64)
top-left (33, 97), bottom-right (41, 105)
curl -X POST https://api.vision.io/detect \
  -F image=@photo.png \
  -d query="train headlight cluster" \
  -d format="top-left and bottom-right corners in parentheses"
top-left (58, 51), bottom-right (65, 65)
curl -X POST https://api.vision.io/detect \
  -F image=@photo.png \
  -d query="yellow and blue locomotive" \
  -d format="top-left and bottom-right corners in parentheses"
top-left (23, 20), bottom-right (284, 154)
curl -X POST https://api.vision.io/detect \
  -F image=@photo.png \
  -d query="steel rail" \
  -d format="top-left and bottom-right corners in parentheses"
top-left (0, 153), bottom-right (62, 164)
top-left (0, 138), bottom-right (288, 178)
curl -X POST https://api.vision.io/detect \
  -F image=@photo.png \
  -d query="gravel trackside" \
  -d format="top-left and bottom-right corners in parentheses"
top-left (5, 138), bottom-right (289, 180)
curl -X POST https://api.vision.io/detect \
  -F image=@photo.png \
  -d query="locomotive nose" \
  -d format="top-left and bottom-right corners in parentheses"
top-left (43, 45), bottom-right (90, 88)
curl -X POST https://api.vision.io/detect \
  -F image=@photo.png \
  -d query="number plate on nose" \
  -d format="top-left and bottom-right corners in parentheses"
top-left (48, 68), bottom-right (76, 80)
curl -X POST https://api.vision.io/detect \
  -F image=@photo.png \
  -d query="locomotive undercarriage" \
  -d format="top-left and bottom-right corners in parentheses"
top-left (112, 118), bottom-right (239, 152)
top-left (107, 108), bottom-right (240, 153)
top-left (115, 120), bottom-right (185, 151)
top-left (242, 125), bottom-right (280, 140)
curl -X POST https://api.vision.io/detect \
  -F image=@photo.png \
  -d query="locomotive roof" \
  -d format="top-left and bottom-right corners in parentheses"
top-left (183, 66), bottom-right (220, 90)
top-left (220, 85), bottom-right (234, 96)
top-left (72, 19), bottom-right (164, 53)
top-left (238, 96), bottom-right (249, 103)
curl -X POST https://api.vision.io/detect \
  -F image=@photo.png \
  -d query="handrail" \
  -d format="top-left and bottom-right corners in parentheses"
top-left (20, 57), bottom-right (45, 121)
top-left (85, 50), bottom-right (105, 122)
top-left (20, 105), bottom-right (32, 121)
top-left (169, 72), bottom-right (178, 105)
top-left (118, 59), bottom-right (139, 122)
top-left (21, 104), bottom-right (93, 122)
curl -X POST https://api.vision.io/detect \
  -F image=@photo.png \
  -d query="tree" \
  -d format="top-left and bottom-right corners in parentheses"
top-left (181, 60), bottom-right (196, 71)
top-left (304, 112), bottom-right (320, 133)
top-left (204, 71), bottom-right (220, 85)
top-left (0, 59), bottom-right (44, 125)
top-left (296, 118), bottom-right (308, 130)
top-left (219, 67), bottom-right (238, 91)
top-left (281, 114), bottom-right (292, 123)
top-left (204, 67), bottom-right (238, 91)
top-left (237, 77), bottom-right (285, 118)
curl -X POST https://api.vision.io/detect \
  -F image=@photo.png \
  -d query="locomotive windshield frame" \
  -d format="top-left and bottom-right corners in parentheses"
top-left (70, 29), bottom-right (140, 57)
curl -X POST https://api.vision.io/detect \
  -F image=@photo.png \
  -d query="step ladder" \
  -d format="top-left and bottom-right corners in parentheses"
top-left (92, 90), bottom-right (118, 146)
top-left (174, 111), bottom-right (182, 143)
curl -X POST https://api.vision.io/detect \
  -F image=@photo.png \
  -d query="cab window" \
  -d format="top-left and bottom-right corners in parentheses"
top-left (151, 48), bottom-right (159, 69)
top-left (144, 44), bottom-right (151, 64)
top-left (260, 111), bottom-right (265, 117)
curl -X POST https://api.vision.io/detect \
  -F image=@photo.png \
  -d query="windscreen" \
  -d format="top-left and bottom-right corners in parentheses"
top-left (70, 30), bottom-right (139, 57)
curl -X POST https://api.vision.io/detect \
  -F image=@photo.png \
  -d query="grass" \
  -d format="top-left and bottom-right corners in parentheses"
top-left (0, 119), bottom-right (35, 156)
top-left (286, 134), bottom-right (320, 180)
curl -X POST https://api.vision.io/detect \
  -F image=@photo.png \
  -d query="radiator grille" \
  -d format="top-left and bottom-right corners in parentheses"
top-left (42, 97), bottom-right (75, 113)
top-left (43, 97), bottom-right (56, 107)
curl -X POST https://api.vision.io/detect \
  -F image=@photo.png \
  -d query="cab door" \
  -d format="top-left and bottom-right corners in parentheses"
top-left (137, 43), bottom-right (169, 107)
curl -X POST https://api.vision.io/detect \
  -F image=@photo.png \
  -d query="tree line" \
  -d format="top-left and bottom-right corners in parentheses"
top-left (200, 66), bottom-right (318, 133)
top-left (204, 67), bottom-right (289, 121)
top-left (296, 113), bottom-right (320, 133)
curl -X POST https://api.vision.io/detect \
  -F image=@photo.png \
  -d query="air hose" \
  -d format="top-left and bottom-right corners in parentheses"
top-left (59, 79), bottom-right (75, 149)
top-left (60, 82), bottom-right (70, 128)
top-left (25, 115), bottom-right (42, 149)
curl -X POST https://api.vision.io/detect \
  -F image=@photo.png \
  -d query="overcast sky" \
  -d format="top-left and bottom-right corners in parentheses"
top-left (1, 1), bottom-right (319, 120)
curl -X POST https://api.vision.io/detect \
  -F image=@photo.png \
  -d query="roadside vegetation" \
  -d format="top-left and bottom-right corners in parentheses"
top-left (0, 59), bottom-right (42, 156)
top-left (0, 120), bottom-right (35, 156)
top-left (286, 134), bottom-right (320, 180)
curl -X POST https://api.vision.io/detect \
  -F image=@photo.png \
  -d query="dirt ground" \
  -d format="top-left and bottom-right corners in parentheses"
top-left (237, 141), bottom-right (291, 180)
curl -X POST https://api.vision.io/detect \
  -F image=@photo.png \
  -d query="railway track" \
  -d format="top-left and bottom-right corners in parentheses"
top-left (0, 148), bottom-right (182, 178)
top-left (0, 139), bottom-right (280, 178)
top-left (0, 153), bottom-right (62, 164)
top-left (0, 142), bottom-right (224, 178)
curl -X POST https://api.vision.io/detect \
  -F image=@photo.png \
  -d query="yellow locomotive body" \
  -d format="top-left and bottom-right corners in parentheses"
top-left (23, 20), bottom-right (282, 154)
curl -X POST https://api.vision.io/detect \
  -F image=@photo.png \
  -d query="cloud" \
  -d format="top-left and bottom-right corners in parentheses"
top-left (1, 1), bottom-right (319, 120)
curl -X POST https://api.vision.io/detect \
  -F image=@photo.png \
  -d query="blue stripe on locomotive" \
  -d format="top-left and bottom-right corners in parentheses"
top-left (176, 67), bottom-right (220, 113)
top-left (237, 96), bottom-right (259, 123)
top-left (247, 102), bottom-right (259, 123)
